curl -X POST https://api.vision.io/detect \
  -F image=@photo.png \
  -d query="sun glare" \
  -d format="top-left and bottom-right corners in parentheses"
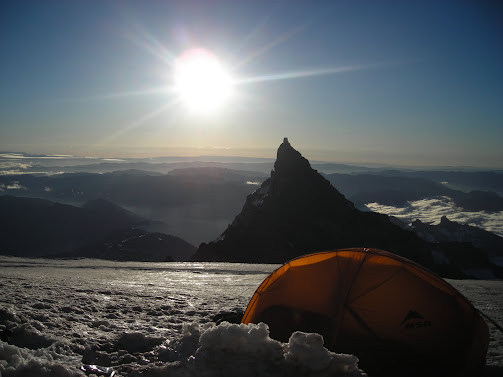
top-left (173, 48), bottom-right (233, 112)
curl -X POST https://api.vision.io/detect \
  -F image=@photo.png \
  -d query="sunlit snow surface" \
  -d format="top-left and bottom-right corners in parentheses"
top-left (0, 257), bottom-right (502, 377)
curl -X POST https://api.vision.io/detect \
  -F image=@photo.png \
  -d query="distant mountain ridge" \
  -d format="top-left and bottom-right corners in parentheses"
top-left (70, 228), bottom-right (196, 262)
top-left (0, 196), bottom-right (195, 261)
top-left (411, 216), bottom-right (503, 260)
top-left (0, 169), bottom-right (261, 245)
top-left (4, 150), bottom-right (501, 178)
top-left (1, 151), bottom-right (502, 255)
top-left (325, 173), bottom-right (503, 211)
top-left (81, 198), bottom-right (144, 223)
top-left (385, 170), bottom-right (503, 195)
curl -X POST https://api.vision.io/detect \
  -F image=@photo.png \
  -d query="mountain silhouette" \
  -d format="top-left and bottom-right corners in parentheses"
top-left (192, 138), bottom-right (433, 267)
top-left (0, 196), bottom-right (195, 260)
top-left (69, 227), bottom-right (196, 262)
top-left (324, 173), bottom-right (503, 211)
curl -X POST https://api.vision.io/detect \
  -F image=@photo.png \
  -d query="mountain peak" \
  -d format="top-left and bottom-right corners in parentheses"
top-left (192, 138), bottom-right (433, 266)
top-left (440, 216), bottom-right (452, 225)
top-left (275, 137), bottom-right (311, 174)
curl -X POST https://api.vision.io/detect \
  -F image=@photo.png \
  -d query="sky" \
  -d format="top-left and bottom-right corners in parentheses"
top-left (1, 0), bottom-right (502, 168)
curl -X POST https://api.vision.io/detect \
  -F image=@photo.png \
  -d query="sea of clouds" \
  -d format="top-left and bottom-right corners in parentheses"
top-left (366, 196), bottom-right (503, 237)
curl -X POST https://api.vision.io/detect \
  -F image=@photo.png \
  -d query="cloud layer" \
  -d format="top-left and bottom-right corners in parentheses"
top-left (366, 196), bottom-right (503, 237)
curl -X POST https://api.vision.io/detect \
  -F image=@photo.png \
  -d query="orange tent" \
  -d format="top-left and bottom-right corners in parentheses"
top-left (242, 248), bottom-right (488, 376)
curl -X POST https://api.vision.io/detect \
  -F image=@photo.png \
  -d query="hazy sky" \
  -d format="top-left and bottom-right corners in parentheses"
top-left (1, 1), bottom-right (502, 167)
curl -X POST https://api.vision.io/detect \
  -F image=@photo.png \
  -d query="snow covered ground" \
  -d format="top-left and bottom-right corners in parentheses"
top-left (0, 256), bottom-right (502, 377)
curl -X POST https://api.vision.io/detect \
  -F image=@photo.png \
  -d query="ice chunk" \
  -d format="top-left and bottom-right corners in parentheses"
top-left (80, 364), bottom-right (115, 376)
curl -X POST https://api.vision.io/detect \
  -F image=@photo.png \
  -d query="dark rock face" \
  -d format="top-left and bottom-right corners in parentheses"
top-left (193, 139), bottom-right (433, 267)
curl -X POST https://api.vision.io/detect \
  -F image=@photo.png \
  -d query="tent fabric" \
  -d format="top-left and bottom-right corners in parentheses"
top-left (242, 248), bottom-right (489, 376)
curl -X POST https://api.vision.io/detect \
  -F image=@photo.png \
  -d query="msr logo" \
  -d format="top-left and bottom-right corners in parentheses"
top-left (401, 310), bottom-right (432, 329)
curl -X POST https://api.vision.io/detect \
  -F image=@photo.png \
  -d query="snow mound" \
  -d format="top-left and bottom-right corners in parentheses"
top-left (136, 322), bottom-right (366, 377)
top-left (0, 341), bottom-right (80, 377)
top-left (116, 332), bottom-right (163, 353)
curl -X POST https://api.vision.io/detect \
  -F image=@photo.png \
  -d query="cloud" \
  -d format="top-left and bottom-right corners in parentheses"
top-left (0, 153), bottom-right (27, 159)
top-left (0, 161), bottom-right (32, 170)
top-left (366, 196), bottom-right (503, 237)
top-left (0, 153), bottom-right (75, 160)
top-left (0, 160), bottom-right (34, 175)
top-left (6, 181), bottom-right (27, 190)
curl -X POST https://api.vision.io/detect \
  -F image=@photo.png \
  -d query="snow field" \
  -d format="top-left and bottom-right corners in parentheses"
top-left (0, 257), bottom-right (502, 377)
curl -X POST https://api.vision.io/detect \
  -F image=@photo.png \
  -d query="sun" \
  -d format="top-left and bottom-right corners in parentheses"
top-left (173, 48), bottom-right (233, 112)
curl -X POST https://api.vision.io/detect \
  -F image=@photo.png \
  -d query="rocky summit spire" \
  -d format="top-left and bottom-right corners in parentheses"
top-left (192, 139), bottom-right (432, 266)
top-left (274, 137), bottom-right (311, 174)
